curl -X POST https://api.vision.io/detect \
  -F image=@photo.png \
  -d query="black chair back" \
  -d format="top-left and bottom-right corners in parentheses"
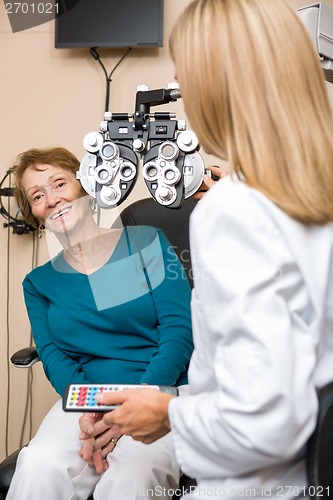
top-left (117, 197), bottom-right (198, 288)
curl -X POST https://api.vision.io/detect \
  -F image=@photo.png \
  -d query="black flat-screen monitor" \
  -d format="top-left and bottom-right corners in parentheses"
top-left (55, 0), bottom-right (164, 48)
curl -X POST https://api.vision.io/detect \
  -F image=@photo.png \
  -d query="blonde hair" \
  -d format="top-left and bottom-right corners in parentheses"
top-left (12, 147), bottom-right (81, 229)
top-left (170, 0), bottom-right (333, 223)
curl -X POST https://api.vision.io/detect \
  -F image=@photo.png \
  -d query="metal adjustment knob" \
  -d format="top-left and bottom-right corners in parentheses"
top-left (177, 120), bottom-right (187, 131)
top-left (168, 82), bottom-right (180, 90)
top-left (167, 82), bottom-right (181, 100)
top-left (83, 132), bottom-right (103, 153)
top-left (137, 84), bottom-right (150, 92)
top-left (100, 121), bottom-right (108, 133)
top-left (103, 186), bottom-right (117, 201)
top-left (133, 139), bottom-right (145, 152)
top-left (158, 186), bottom-right (173, 202)
top-left (177, 130), bottom-right (199, 152)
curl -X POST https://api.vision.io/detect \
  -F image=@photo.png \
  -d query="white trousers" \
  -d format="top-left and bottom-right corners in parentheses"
top-left (6, 395), bottom-right (184, 500)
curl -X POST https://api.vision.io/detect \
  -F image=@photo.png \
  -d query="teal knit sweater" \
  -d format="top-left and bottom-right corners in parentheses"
top-left (23, 226), bottom-right (193, 397)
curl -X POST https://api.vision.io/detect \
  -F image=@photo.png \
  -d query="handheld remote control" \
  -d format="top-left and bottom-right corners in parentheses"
top-left (63, 383), bottom-right (178, 412)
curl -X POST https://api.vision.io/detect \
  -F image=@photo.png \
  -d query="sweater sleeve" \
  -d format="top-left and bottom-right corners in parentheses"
top-left (138, 229), bottom-right (193, 386)
top-left (23, 276), bottom-right (88, 397)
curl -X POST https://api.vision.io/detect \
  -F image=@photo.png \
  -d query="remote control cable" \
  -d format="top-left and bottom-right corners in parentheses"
top-left (19, 233), bottom-right (39, 447)
top-left (4, 188), bottom-right (38, 456)
top-left (5, 193), bottom-right (11, 458)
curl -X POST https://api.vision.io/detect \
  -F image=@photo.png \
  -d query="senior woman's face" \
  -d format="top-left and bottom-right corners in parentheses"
top-left (21, 163), bottom-right (88, 233)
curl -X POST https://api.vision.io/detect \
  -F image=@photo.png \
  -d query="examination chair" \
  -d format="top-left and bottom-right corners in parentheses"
top-left (0, 197), bottom-right (198, 499)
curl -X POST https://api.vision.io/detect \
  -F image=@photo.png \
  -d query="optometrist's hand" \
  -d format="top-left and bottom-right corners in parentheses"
top-left (93, 387), bottom-right (175, 444)
top-left (192, 165), bottom-right (228, 200)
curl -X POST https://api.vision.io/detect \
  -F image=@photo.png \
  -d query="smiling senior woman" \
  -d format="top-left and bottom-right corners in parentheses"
top-left (7, 146), bottom-right (193, 500)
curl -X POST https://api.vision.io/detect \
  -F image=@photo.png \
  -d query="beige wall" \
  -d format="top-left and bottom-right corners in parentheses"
top-left (1, 0), bottom-right (333, 461)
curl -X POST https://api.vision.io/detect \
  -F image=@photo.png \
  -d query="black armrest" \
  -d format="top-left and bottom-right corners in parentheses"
top-left (10, 347), bottom-right (40, 368)
top-left (0, 448), bottom-right (22, 494)
top-left (306, 381), bottom-right (333, 496)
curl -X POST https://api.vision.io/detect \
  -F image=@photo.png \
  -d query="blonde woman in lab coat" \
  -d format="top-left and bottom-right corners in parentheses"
top-left (79, 0), bottom-right (333, 498)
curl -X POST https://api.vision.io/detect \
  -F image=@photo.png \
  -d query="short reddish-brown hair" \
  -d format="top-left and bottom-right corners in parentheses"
top-left (12, 147), bottom-right (81, 229)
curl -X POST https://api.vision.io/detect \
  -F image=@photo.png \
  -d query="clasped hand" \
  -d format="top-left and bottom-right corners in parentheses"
top-left (78, 387), bottom-right (174, 473)
top-left (79, 412), bottom-right (122, 474)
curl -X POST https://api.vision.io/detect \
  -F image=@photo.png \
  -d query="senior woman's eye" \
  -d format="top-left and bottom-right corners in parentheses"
top-left (32, 193), bottom-right (45, 204)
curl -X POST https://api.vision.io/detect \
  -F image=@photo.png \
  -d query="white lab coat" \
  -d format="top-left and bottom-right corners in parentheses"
top-left (169, 176), bottom-right (333, 499)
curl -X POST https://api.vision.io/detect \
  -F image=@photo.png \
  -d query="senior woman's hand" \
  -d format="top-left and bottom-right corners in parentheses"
top-left (79, 412), bottom-right (122, 473)
top-left (94, 387), bottom-right (175, 444)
